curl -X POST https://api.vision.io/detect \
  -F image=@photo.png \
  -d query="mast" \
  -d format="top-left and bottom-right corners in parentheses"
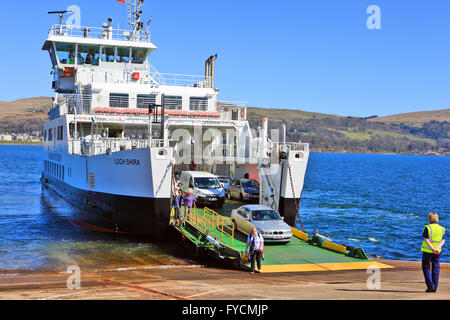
top-left (128, 0), bottom-right (151, 41)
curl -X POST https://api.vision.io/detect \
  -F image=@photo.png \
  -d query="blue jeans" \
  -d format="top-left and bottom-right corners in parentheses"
top-left (422, 252), bottom-right (440, 290)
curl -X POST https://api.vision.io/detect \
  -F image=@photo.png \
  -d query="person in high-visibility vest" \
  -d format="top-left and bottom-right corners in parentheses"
top-left (421, 212), bottom-right (446, 292)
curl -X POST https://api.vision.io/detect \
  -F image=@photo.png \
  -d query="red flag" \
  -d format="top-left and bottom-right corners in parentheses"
top-left (117, 0), bottom-right (126, 3)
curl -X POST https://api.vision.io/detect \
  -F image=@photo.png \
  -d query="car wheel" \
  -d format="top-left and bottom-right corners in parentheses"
top-left (232, 220), bottom-right (238, 232)
top-left (239, 193), bottom-right (244, 202)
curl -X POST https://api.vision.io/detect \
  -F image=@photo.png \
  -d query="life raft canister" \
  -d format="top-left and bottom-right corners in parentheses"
top-left (62, 67), bottom-right (75, 78)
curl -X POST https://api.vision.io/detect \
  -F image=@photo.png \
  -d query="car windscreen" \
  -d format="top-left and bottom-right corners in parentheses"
top-left (242, 179), bottom-right (259, 188)
top-left (194, 177), bottom-right (221, 189)
top-left (251, 210), bottom-right (281, 221)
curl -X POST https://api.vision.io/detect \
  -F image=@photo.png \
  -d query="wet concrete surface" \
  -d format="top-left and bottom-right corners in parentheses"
top-left (0, 260), bottom-right (448, 300)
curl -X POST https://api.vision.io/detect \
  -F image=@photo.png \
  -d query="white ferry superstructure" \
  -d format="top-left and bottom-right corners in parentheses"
top-left (41, 1), bottom-right (309, 236)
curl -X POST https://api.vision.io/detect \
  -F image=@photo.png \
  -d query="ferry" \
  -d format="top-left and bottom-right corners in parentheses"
top-left (40, 0), bottom-right (310, 237)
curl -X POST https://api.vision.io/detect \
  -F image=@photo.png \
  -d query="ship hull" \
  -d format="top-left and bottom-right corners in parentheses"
top-left (42, 174), bottom-right (171, 237)
top-left (41, 146), bottom-right (173, 237)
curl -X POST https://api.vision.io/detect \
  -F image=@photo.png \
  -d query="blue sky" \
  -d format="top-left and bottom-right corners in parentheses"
top-left (0, 0), bottom-right (449, 116)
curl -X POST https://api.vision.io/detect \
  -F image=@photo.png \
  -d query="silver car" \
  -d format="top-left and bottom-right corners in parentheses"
top-left (231, 205), bottom-right (292, 243)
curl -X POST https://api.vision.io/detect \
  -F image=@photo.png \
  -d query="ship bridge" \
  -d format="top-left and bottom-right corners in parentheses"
top-left (42, 21), bottom-right (158, 93)
top-left (43, 9), bottom-right (219, 120)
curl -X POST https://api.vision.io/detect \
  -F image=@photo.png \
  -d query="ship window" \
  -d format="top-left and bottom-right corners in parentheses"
top-left (44, 130), bottom-right (47, 141)
top-left (190, 97), bottom-right (208, 111)
top-left (131, 48), bottom-right (147, 64)
top-left (78, 44), bottom-right (100, 66)
top-left (55, 42), bottom-right (76, 65)
top-left (164, 96), bottom-right (182, 110)
top-left (137, 94), bottom-right (156, 109)
top-left (48, 128), bottom-right (53, 141)
top-left (116, 47), bottom-right (130, 63)
top-left (57, 126), bottom-right (63, 140)
top-left (100, 46), bottom-right (115, 63)
top-left (109, 93), bottom-right (129, 109)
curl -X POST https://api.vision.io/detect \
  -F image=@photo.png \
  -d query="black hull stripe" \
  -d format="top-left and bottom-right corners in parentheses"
top-left (42, 173), bottom-right (171, 237)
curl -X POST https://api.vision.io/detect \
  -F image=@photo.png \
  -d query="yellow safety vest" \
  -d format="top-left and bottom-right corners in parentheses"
top-left (421, 224), bottom-right (445, 254)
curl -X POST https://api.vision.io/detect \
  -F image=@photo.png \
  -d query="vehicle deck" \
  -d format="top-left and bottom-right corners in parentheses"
top-left (170, 203), bottom-right (392, 273)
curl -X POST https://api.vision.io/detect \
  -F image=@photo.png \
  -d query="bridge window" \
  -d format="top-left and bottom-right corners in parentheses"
top-left (109, 93), bottom-right (129, 109)
top-left (116, 47), bottom-right (131, 63)
top-left (190, 97), bottom-right (208, 111)
top-left (164, 96), bottom-right (182, 110)
top-left (137, 94), bottom-right (156, 109)
top-left (78, 44), bottom-right (100, 66)
top-left (100, 46), bottom-right (115, 63)
top-left (132, 48), bottom-right (147, 64)
top-left (55, 42), bottom-right (75, 65)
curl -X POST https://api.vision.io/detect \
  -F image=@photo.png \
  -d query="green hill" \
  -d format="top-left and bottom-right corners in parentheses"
top-left (246, 107), bottom-right (449, 154)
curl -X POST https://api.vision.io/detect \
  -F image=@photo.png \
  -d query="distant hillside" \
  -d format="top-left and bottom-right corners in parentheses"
top-left (0, 97), bottom-right (52, 133)
top-left (0, 97), bottom-right (448, 154)
top-left (368, 109), bottom-right (450, 123)
top-left (246, 107), bottom-right (449, 154)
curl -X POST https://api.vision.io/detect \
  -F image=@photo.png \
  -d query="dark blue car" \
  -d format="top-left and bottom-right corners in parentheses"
top-left (227, 178), bottom-right (260, 202)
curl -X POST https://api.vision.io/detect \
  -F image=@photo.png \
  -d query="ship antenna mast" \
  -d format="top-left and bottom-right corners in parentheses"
top-left (128, 0), bottom-right (150, 40)
top-left (48, 10), bottom-right (74, 34)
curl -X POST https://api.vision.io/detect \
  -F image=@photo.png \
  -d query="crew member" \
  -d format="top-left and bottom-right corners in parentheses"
top-left (421, 211), bottom-right (446, 292)
top-left (245, 227), bottom-right (264, 274)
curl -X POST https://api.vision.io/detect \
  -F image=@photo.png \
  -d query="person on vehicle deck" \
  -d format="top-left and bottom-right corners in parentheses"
top-left (181, 189), bottom-right (196, 221)
top-left (245, 227), bottom-right (264, 274)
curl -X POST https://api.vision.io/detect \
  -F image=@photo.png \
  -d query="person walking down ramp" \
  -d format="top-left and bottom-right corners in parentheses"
top-left (421, 212), bottom-right (446, 293)
top-left (245, 227), bottom-right (264, 274)
top-left (181, 189), bottom-right (196, 221)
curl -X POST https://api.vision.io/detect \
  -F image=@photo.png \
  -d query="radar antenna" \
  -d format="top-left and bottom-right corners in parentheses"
top-left (48, 11), bottom-right (74, 34)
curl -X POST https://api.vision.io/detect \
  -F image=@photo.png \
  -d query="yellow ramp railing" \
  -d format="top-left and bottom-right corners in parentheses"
top-left (186, 205), bottom-right (235, 245)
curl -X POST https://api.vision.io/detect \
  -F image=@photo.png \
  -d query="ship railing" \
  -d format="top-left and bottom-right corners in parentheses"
top-left (271, 142), bottom-right (309, 154)
top-left (68, 137), bottom-right (167, 156)
top-left (49, 24), bottom-right (151, 43)
top-left (217, 101), bottom-right (248, 121)
top-left (48, 100), bottom-right (68, 120)
top-left (66, 93), bottom-right (93, 115)
top-left (149, 64), bottom-right (208, 88)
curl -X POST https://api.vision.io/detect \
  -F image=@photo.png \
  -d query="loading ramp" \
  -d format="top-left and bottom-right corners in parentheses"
top-left (169, 205), bottom-right (392, 273)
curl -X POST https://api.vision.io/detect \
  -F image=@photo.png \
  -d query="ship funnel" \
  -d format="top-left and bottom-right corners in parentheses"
top-left (205, 54), bottom-right (218, 88)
